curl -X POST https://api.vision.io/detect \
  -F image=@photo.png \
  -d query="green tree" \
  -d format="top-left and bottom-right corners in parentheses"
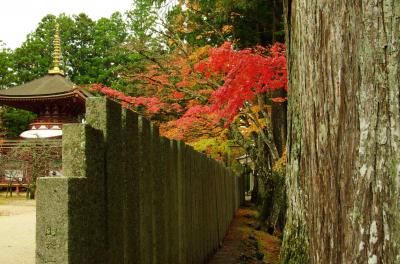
top-left (1, 108), bottom-right (36, 138)
top-left (0, 41), bottom-right (17, 89)
top-left (145, 0), bottom-right (284, 48)
top-left (12, 15), bottom-right (55, 84)
top-left (12, 13), bottom-right (131, 86)
top-left (127, 0), bottom-right (159, 45)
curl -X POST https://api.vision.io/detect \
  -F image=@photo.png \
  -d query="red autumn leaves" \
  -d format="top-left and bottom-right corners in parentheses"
top-left (180, 42), bottom-right (287, 126)
top-left (90, 42), bottom-right (287, 135)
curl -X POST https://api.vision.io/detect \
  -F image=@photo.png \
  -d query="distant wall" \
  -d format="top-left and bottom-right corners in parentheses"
top-left (36, 97), bottom-right (244, 264)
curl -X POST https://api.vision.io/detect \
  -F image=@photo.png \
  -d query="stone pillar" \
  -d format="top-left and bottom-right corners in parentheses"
top-left (122, 109), bottom-right (141, 263)
top-left (161, 137), bottom-right (171, 263)
top-left (176, 141), bottom-right (186, 264)
top-left (138, 116), bottom-right (153, 264)
top-left (152, 133), bottom-right (167, 263)
top-left (199, 154), bottom-right (205, 261)
top-left (200, 154), bottom-right (209, 261)
top-left (229, 169), bottom-right (234, 217)
top-left (224, 168), bottom-right (230, 232)
top-left (85, 97), bottom-right (124, 264)
top-left (191, 149), bottom-right (200, 263)
top-left (208, 157), bottom-right (217, 255)
top-left (215, 163), bottom-right (224, 245)
top-left (36, 177), bottom-right (87, 264)
top-left (184, 145), bottom-right (193, 263)
top-left (36, 124), bottom-right (105, 264)
top-left (168, 140), bottom-right (179, 263)
top-left (234, 172), bottom-right (239, 211)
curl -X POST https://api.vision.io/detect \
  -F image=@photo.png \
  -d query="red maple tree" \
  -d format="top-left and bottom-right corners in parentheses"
top-left (176, 42), bottom-right (287, 127)
top-left (88, 42), bottom-right (287, 145)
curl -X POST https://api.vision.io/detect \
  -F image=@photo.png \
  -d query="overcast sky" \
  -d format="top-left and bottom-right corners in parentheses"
top-left (0, 0), bottom-right (134, 49)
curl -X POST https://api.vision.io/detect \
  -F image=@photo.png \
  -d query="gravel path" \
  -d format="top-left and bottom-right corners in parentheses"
top-left (0, 196), bottom-right (36, 264)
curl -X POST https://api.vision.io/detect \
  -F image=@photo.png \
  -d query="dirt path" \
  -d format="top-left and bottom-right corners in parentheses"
top-left (0, 193), bottom-right (36, 264)
top-left (0, 193), bottom-right (278, 264)
top-left (208, 205), bottom-right (281, 264)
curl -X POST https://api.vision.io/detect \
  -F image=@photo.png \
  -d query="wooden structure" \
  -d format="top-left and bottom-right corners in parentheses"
top-left (0, 23), bottom-right (91, 139)
top-left (0, 23), bottom-right (88, 190)
top-left (0, 139), bottom-right (62, 190)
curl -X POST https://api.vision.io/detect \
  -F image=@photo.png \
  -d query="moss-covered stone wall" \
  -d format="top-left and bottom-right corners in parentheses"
top-left (36, 97), bottom-right (245, 264)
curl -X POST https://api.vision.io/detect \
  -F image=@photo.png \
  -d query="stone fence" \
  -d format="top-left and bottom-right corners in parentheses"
top-left (36, 97), bottom-right (245, 264)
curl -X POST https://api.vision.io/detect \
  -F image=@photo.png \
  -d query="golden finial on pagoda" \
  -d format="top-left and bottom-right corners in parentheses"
top-left (48, 22), bottom-right (64, 75)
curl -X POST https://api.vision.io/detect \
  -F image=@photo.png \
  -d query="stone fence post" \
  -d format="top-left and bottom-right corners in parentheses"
top-left (36, 124), bottom-right (105, 264)
top-left (36, 97), bottom-right (245, 264)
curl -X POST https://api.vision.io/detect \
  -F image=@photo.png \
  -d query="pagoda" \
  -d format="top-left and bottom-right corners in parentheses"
top-left (0, 24), bottom-right (90, 139)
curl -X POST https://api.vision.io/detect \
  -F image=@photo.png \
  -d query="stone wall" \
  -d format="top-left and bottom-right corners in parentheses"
top-left (36, 97), bottom-right (244, 264)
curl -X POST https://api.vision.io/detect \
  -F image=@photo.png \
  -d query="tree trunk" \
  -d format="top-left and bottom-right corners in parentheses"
top-left (271, 89), bottom-right (288, 157)
top-left (282, 1), bottom-right (400, 263)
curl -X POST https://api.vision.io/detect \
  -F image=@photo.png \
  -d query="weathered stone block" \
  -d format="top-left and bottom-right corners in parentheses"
top-left (61, 124), bottom-right (106, 263)
top-left (176, 140), bottom-right (186, 264)
top-left (187, 146), bottom-right (195, 263)
top-left (36, 177), bottom-right (87, 264)
top-left (138, 116), bottom-right (153, 264)
top-left (153, 135), bottom-right (167, 263)
top-left (122, 109), bottom-right (140, 264)
top-left (168, 140), bottom-right (179, 263)
top-left (86, 97), bottom-right (124, 264)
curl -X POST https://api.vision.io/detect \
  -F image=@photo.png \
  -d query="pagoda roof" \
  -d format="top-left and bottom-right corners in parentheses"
top-left (0, 74), bottom-right (91, 115)
top-left (0, 74), bottom-right (91, 99)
